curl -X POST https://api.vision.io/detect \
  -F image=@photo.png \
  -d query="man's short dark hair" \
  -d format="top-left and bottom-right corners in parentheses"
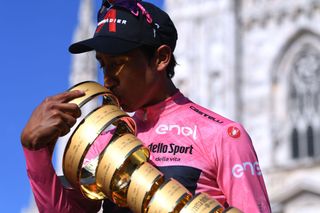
top-left (139, 45), bottom-right (177, 79)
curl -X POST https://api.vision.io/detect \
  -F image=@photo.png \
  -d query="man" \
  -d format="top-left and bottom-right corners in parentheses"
top-left (21, 0), bottom-right (271, 212)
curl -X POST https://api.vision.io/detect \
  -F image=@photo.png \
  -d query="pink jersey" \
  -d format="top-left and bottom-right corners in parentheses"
top-left (24, 91), bottom-right (271, 212)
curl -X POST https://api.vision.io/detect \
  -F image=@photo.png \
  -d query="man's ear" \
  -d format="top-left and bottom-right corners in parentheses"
top-left (155, 45), bottom-right (172, 72)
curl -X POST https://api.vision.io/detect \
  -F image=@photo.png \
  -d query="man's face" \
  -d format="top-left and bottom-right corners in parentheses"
top-left (96, 48), bottom-right (159, 112)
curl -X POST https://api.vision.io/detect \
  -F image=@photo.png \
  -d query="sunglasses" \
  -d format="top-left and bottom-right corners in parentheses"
top-left (98, 0), bottom-right (153, 24)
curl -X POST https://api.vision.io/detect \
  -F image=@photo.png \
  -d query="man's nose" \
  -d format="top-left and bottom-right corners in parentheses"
top-left (103, 75), bottom-right (118, 89)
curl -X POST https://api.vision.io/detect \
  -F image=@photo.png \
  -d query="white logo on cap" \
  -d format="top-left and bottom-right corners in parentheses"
top-left (98, 18), bottom-right (127, 27)
top-left (153, 23), bottom-right (160, 38)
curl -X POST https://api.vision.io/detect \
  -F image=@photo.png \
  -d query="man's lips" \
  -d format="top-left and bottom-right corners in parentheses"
top-left (110, 90), bottom-right (123, 106)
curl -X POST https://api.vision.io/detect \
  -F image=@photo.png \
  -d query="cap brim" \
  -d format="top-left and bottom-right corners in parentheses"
top-left (68, 36), bottom-right (142, 55)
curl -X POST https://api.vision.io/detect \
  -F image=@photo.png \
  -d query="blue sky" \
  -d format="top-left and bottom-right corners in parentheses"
top-left (0, 0), bottom-right (163, 212)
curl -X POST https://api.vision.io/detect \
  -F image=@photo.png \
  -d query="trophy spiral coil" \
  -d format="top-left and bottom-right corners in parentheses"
top-left (60, 81), bottom-right (242, 213)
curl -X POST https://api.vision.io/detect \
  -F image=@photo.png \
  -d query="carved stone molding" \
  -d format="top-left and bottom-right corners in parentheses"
top-left (242, 0), bottom-right (320, 31)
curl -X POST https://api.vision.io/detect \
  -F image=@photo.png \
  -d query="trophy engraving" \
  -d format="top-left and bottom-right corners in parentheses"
top-left (127, 162), bottom-right (164, 213)
top-left (96, 133), bottom-right (149, 206)
top-left (180, 193), bottom-right (223, 213)
top-left (146, 178), bottom-right (192, 213)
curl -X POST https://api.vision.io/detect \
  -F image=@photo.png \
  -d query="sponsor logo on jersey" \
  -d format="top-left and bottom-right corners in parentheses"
top-left (155, 124), bottom-right (197, 140)
top-left (227, 126), bottom-right (241, 138)
top-left (148, 143), bottom-right (194, 155)
top-left (232, 161), bottom-right (262, 178)
top-left (189, 106), bottom-right (223, 124)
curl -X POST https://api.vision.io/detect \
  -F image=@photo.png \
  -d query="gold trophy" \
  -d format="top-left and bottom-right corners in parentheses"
top-left (60, 81), bottom-right (243, 213)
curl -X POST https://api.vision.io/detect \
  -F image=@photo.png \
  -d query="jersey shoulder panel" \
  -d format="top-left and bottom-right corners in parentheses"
top-left (186, 101), bottom-right (234, 128)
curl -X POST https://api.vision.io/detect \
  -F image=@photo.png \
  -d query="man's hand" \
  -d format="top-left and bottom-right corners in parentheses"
top-left (21, 90), bottom-right (85, 150)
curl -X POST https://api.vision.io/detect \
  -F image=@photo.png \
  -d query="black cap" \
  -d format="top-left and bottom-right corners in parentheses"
top-left (69, 0), bottom-right (178, 55)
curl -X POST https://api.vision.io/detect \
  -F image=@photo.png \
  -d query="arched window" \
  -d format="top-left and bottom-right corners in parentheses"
top-left (289, 44), bottom-right (320, 160)
top-left (291, 128), bottom-right (299, 159)
top-left (272, 30), bottom-right (320, 166)
top-left (307, 126), bottom-right (314, 157)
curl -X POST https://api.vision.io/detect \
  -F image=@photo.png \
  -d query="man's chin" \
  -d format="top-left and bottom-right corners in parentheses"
top-left (120, 104), bottom-right (136, 113)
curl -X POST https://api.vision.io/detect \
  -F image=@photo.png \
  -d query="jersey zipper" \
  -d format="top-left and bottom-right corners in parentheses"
top-left (143, 109), bottom-right (148, 121)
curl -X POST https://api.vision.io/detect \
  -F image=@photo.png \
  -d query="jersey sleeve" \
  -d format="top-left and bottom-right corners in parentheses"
top-left (214, 123), bottom-right (271, 212)
top-left (23, 147), bottom-right (102, 213)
